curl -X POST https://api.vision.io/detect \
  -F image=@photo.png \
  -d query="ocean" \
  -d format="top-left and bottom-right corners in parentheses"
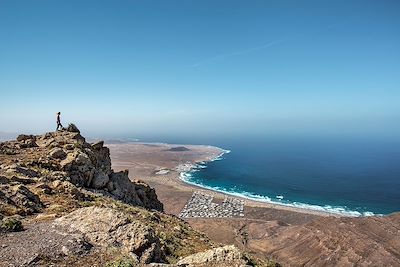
top-left (175, 136), bottom-right (400, 216)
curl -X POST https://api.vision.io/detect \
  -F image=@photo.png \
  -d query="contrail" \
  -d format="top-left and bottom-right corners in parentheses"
top-left (190, 39), bottom-right (285, 68)
top-left (189, 20), bottom-right (347, 68)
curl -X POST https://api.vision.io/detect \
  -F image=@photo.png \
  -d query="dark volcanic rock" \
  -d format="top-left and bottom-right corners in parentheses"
top-left (165, 146), bottom-right (190, 152)
top-left (66, 123), bottom-right (80, 133)
top-left (48, 148), bottom-right (67, 159)
top-left (0, 184), bottom-right (43, 215)
top-left (16, 134), bottom-right (35, 142)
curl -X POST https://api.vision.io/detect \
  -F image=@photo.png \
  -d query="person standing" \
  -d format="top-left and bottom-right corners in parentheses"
top-left (56, 112), bottom-right (63, 131)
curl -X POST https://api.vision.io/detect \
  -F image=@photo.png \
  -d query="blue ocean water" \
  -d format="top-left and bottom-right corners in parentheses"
top-left (178, 137), bottom-right (400, 216)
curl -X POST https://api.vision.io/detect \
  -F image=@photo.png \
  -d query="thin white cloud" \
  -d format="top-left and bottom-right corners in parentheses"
top-left (189, 20), bottom-right (349, 68)
top-left (190, 39), bottom-right (285, 68)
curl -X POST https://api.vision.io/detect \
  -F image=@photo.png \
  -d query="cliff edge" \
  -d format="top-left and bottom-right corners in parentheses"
top-left (0, 126), bottom-right (163, 213)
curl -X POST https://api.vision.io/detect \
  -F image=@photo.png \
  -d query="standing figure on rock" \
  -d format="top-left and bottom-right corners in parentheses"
top-left (56, 112), bottom-right (63, 131)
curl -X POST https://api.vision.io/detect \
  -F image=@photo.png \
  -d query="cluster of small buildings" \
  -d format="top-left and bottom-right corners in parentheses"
top-left (179, 191), bottom-right (245, 218)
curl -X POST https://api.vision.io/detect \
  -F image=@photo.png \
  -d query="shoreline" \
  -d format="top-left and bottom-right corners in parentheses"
top-left (175, 147), bottom-right (377, 218)
top-left (107, 141), bottom-right (382, 218)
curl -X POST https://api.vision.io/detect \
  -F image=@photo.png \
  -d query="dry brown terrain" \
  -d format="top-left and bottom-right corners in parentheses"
top-left (109, 142), bottom-right (400, 267)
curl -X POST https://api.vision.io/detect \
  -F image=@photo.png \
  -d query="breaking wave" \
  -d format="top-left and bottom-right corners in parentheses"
top-left (179, 150), bottom-right (380, 217)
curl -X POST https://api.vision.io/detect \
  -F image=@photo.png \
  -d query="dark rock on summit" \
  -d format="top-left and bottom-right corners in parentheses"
top-left (16, 134), bottom-right (35, 142)
top-left (67, 123), bottom-right (80, 133)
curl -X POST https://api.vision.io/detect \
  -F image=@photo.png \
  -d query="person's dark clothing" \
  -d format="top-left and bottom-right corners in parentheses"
top-left (56, 114), bottom-right (63, 131)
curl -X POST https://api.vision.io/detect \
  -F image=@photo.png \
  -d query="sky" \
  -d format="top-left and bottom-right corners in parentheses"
top-left (0, 0), bottom-right (399, 140)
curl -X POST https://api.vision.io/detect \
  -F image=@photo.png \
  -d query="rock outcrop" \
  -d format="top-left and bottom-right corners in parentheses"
top-left (0, 182), bottom-right (43, 215)
top-left (0, 127), bottom-right (163, 212)
top-left (177, 245), bottom-right (247, 266)
top-left (54, 206), bottom-right (165, 264)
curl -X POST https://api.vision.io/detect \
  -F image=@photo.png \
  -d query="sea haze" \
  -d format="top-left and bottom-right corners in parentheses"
top-left (173, 135), bottom-right (400, 216)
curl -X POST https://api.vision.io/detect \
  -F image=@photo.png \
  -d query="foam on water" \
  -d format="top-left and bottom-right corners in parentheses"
top-left (179, 150), bottom-right (380, 217)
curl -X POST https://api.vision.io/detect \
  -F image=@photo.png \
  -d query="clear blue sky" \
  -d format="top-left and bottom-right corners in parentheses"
top-left (1, 0), bottom-right (399, 140)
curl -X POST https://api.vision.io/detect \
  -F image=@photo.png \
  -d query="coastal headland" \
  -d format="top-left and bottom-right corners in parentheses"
top-left (109, 142), bottom-right (400, 267)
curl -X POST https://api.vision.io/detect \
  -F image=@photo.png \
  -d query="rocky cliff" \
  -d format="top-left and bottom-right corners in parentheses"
top-left (0, 127), bottom-right (163, 213)
top-left (0, 127), bottom-right (275, 266)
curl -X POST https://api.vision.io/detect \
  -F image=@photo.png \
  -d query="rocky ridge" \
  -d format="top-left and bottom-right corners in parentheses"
top-left (0, 127), bottom-right (276, 266)
top-left (0, 128), bottom-right (163, 214)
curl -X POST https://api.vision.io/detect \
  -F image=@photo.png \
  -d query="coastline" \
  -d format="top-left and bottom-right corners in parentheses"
top-left (174, 146), bottom-right (379, 217)
top-left (175, 148), bottom-right (344, 218)
top-left (107, 142), bottom-right (338, 217)
top-left (108, 141), bottom-right (383, 217)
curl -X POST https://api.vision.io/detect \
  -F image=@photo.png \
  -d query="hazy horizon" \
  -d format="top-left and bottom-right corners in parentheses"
top-left (1, 0), bottom-right (399, 141)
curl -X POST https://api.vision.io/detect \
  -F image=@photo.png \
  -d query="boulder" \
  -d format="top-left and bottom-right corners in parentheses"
top-left (24, 139), bottom-right (38, 148)
top-left (53, 207), bottom-right (166, 263)
top-left (75, 152), bottom-right (91, 166)
top-left (0, 176), bottom-right (8, 184)
top-left (0, 143), bottom-right (17, 155)
top-left (16, 138), bottom-right (38, 149)
top-left (16, 134), bottom-right (35, 142)
top-left (91, 171), bottom-right (109, 189)
top-left (49, 148), bottom-right (67, 160)
top-left (50, 180), bottom-right (86, 200)
top-left (4, 165), bottom-right (39, 178)
top-left (91, 141), bottom-right (104, 150)
top-left (177, 245), bottom-right (246, 267)
top-left (64, 144), bottom-right (74, 150)
top-left (60, 237), bottom-right (93, 256)
top-left (67, 123), bottom-right (80, 133)
top-left (34, 183), bottom-right (52, 194)
top-left (0, 184), bottom-right (43, 215)
top-left (109, 171), bottom-right (163, 211)
top-left (60, 152), bottom-right (79, 170)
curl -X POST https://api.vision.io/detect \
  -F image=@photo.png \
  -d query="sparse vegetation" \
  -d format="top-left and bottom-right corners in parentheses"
top-left (78, 200), bottom-right (96, 207)
top-left (0, 203), bottom-right (21, 216)
top-left (1, 217), bottom-right (23, 232)
top-left (73, 142), bottom-right (84, 149)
